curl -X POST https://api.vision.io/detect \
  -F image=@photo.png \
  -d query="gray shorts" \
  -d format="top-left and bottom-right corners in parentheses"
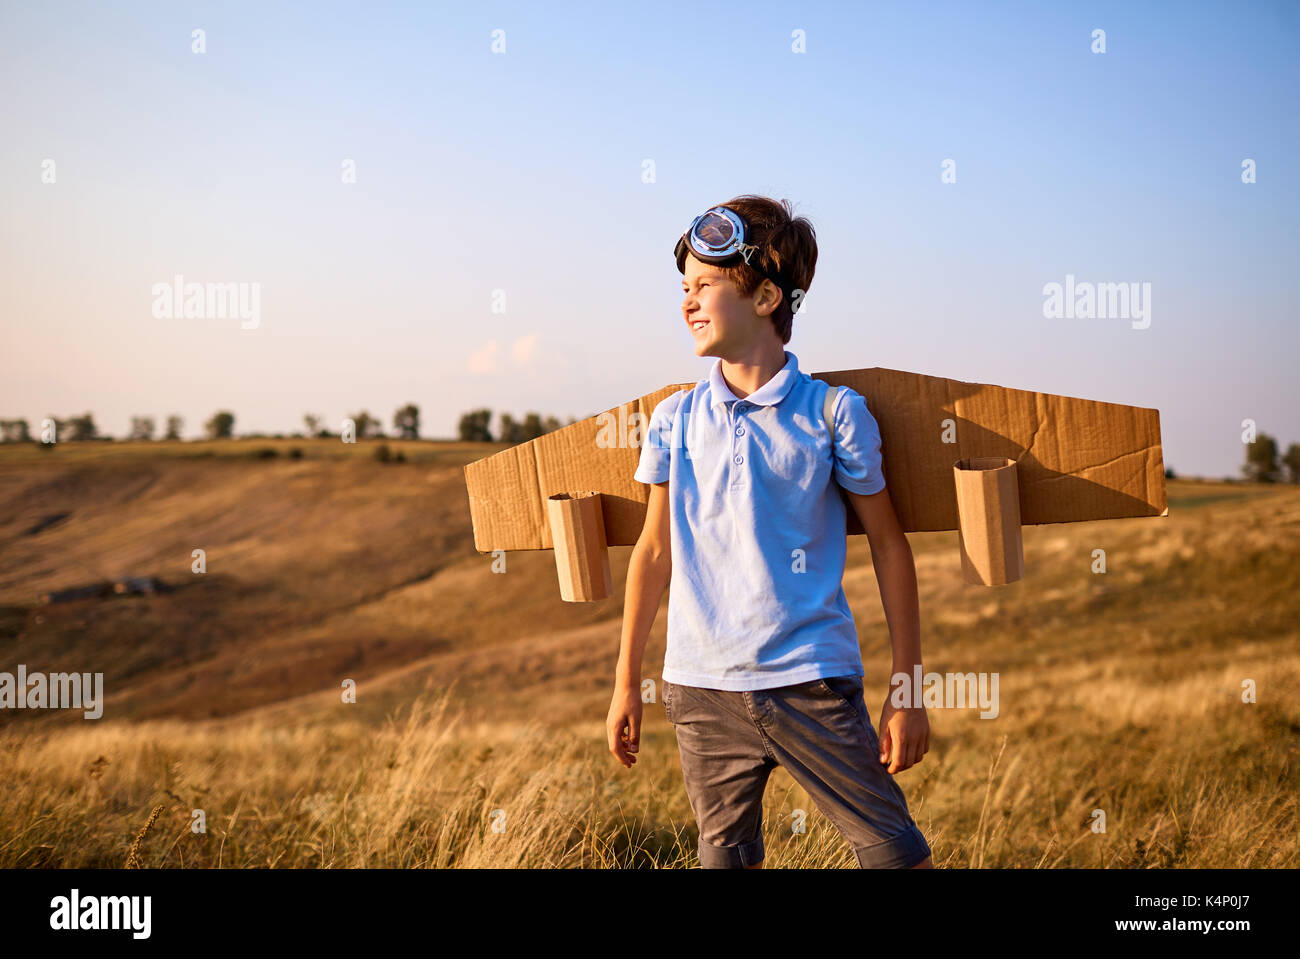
top-left (663, 674), bottom-right (931, 869)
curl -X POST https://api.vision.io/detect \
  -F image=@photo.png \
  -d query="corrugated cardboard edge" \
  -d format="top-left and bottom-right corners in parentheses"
top-left (815, 368), bottom-right (1167, 534)
top-left (464, 381), bottom-right (695, 551)
top-left (464, 367), bottom-right (1166, 551)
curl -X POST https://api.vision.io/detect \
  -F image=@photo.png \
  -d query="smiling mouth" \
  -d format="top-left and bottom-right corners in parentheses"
top-left (690, 320), bottom-right (709, 333)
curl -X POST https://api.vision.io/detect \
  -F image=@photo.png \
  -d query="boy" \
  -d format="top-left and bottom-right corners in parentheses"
top-left (606, 195), bottom-right (933, 870)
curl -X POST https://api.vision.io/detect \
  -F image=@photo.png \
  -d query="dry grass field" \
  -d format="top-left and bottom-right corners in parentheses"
top-left (1, 439), bottom-right (1296, 867)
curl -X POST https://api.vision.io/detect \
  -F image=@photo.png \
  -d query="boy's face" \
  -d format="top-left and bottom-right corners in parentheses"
top-left (680, 253), bottom-right (777, 358)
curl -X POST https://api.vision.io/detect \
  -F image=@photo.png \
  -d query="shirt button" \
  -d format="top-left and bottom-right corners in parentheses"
top-left (734, 454), bottom-right (743, 464)
top-left (735, 427), bottom-right (745, 436)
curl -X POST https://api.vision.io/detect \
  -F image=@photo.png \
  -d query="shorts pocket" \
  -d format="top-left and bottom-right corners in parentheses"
top-left (662, 679), bottom-right (674, 723)
top-left (811, 675), bottom-right (870, 733)
top-left (811, 675), bottom-right (862, 710)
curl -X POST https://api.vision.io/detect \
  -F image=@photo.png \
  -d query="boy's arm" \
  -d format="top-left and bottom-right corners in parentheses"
top-left (608, 480), bottom-right (671, 768)
top-left (844, 484), bottom-right (930, 775)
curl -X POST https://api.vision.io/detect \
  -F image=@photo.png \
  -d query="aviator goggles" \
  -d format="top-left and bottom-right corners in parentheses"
top-left (673, 205), bottom-right (791, 302)
top-left (674, 206), bottom-right (761, 270)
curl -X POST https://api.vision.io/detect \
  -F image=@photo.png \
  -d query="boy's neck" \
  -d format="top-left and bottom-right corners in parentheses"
top-left (718, 341), bottom-right (787, 400)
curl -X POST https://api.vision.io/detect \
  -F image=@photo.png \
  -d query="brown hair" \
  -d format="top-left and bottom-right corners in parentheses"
top-left (714, 194), bottom-right (818, 344)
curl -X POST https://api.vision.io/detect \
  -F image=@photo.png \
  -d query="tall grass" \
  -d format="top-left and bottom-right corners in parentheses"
top-left (2, 685), bottom-right (692, 868)
top-left (2, 458), bottom-right (1297, 868)
top-left (2, 670), bottom-right (1294, 868)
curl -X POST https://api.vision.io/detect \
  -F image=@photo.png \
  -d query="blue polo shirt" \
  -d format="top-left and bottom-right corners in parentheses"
top-left (633, 349), bottom-right (887, 691)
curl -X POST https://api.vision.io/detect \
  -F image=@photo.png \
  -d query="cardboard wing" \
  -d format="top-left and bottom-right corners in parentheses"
top-left (463, 366), bottom-right (1167, 599)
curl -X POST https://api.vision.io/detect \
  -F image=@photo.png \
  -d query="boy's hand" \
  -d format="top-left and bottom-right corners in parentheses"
top-left (877, 697), bottom-right (930, 774)
top-left (607, 682), bottom-right (644, 769)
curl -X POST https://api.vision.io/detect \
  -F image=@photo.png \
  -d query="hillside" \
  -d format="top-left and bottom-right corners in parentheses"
top-left (1, 441), bottom-right (1296, 867)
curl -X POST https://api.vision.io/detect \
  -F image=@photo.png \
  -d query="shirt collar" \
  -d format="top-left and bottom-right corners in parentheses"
top-left (709, 350), bottom-right (800, 409)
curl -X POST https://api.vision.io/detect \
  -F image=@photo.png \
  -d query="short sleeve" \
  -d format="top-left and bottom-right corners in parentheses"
top-left (633, 389), bottom-right (687, 485)
top-left (831, 388), bottom-right (886, 495)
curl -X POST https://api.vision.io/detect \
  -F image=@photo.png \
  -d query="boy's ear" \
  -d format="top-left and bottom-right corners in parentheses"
top-left (754, 278), bottom-right (784, 317)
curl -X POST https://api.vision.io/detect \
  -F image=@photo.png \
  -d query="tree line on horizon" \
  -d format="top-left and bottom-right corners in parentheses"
top-left (456, 409), bottom-right (576, 444)
top-left (0, 404), bottom-right (582, 449)
top-left (8, 412), bottom-right (1295, 478)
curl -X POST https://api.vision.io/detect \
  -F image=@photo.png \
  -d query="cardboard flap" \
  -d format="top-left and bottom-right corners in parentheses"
top-left (464, 367), bottom-right (1166, 551)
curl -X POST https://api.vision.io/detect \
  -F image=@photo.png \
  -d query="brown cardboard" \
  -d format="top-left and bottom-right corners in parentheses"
top-left (464, 366), bottom-right (1167, 554)
top-left (954, 457), bottom-right (1025, 585)
top-left (546, 491), bottom-right (612, 602)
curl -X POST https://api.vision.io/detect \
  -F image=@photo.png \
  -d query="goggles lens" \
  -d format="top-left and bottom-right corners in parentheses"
top-left (692, 210), bottom-right (738, 253)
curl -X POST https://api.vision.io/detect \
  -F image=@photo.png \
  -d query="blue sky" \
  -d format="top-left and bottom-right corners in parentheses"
top-left (1, 0), bottom-right (1296, 478)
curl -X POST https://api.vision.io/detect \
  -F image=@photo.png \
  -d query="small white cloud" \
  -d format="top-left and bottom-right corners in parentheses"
top-left (468, 340), bottom-right (499, 374)
top-left (511, 334), bottom-right (539, 369)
